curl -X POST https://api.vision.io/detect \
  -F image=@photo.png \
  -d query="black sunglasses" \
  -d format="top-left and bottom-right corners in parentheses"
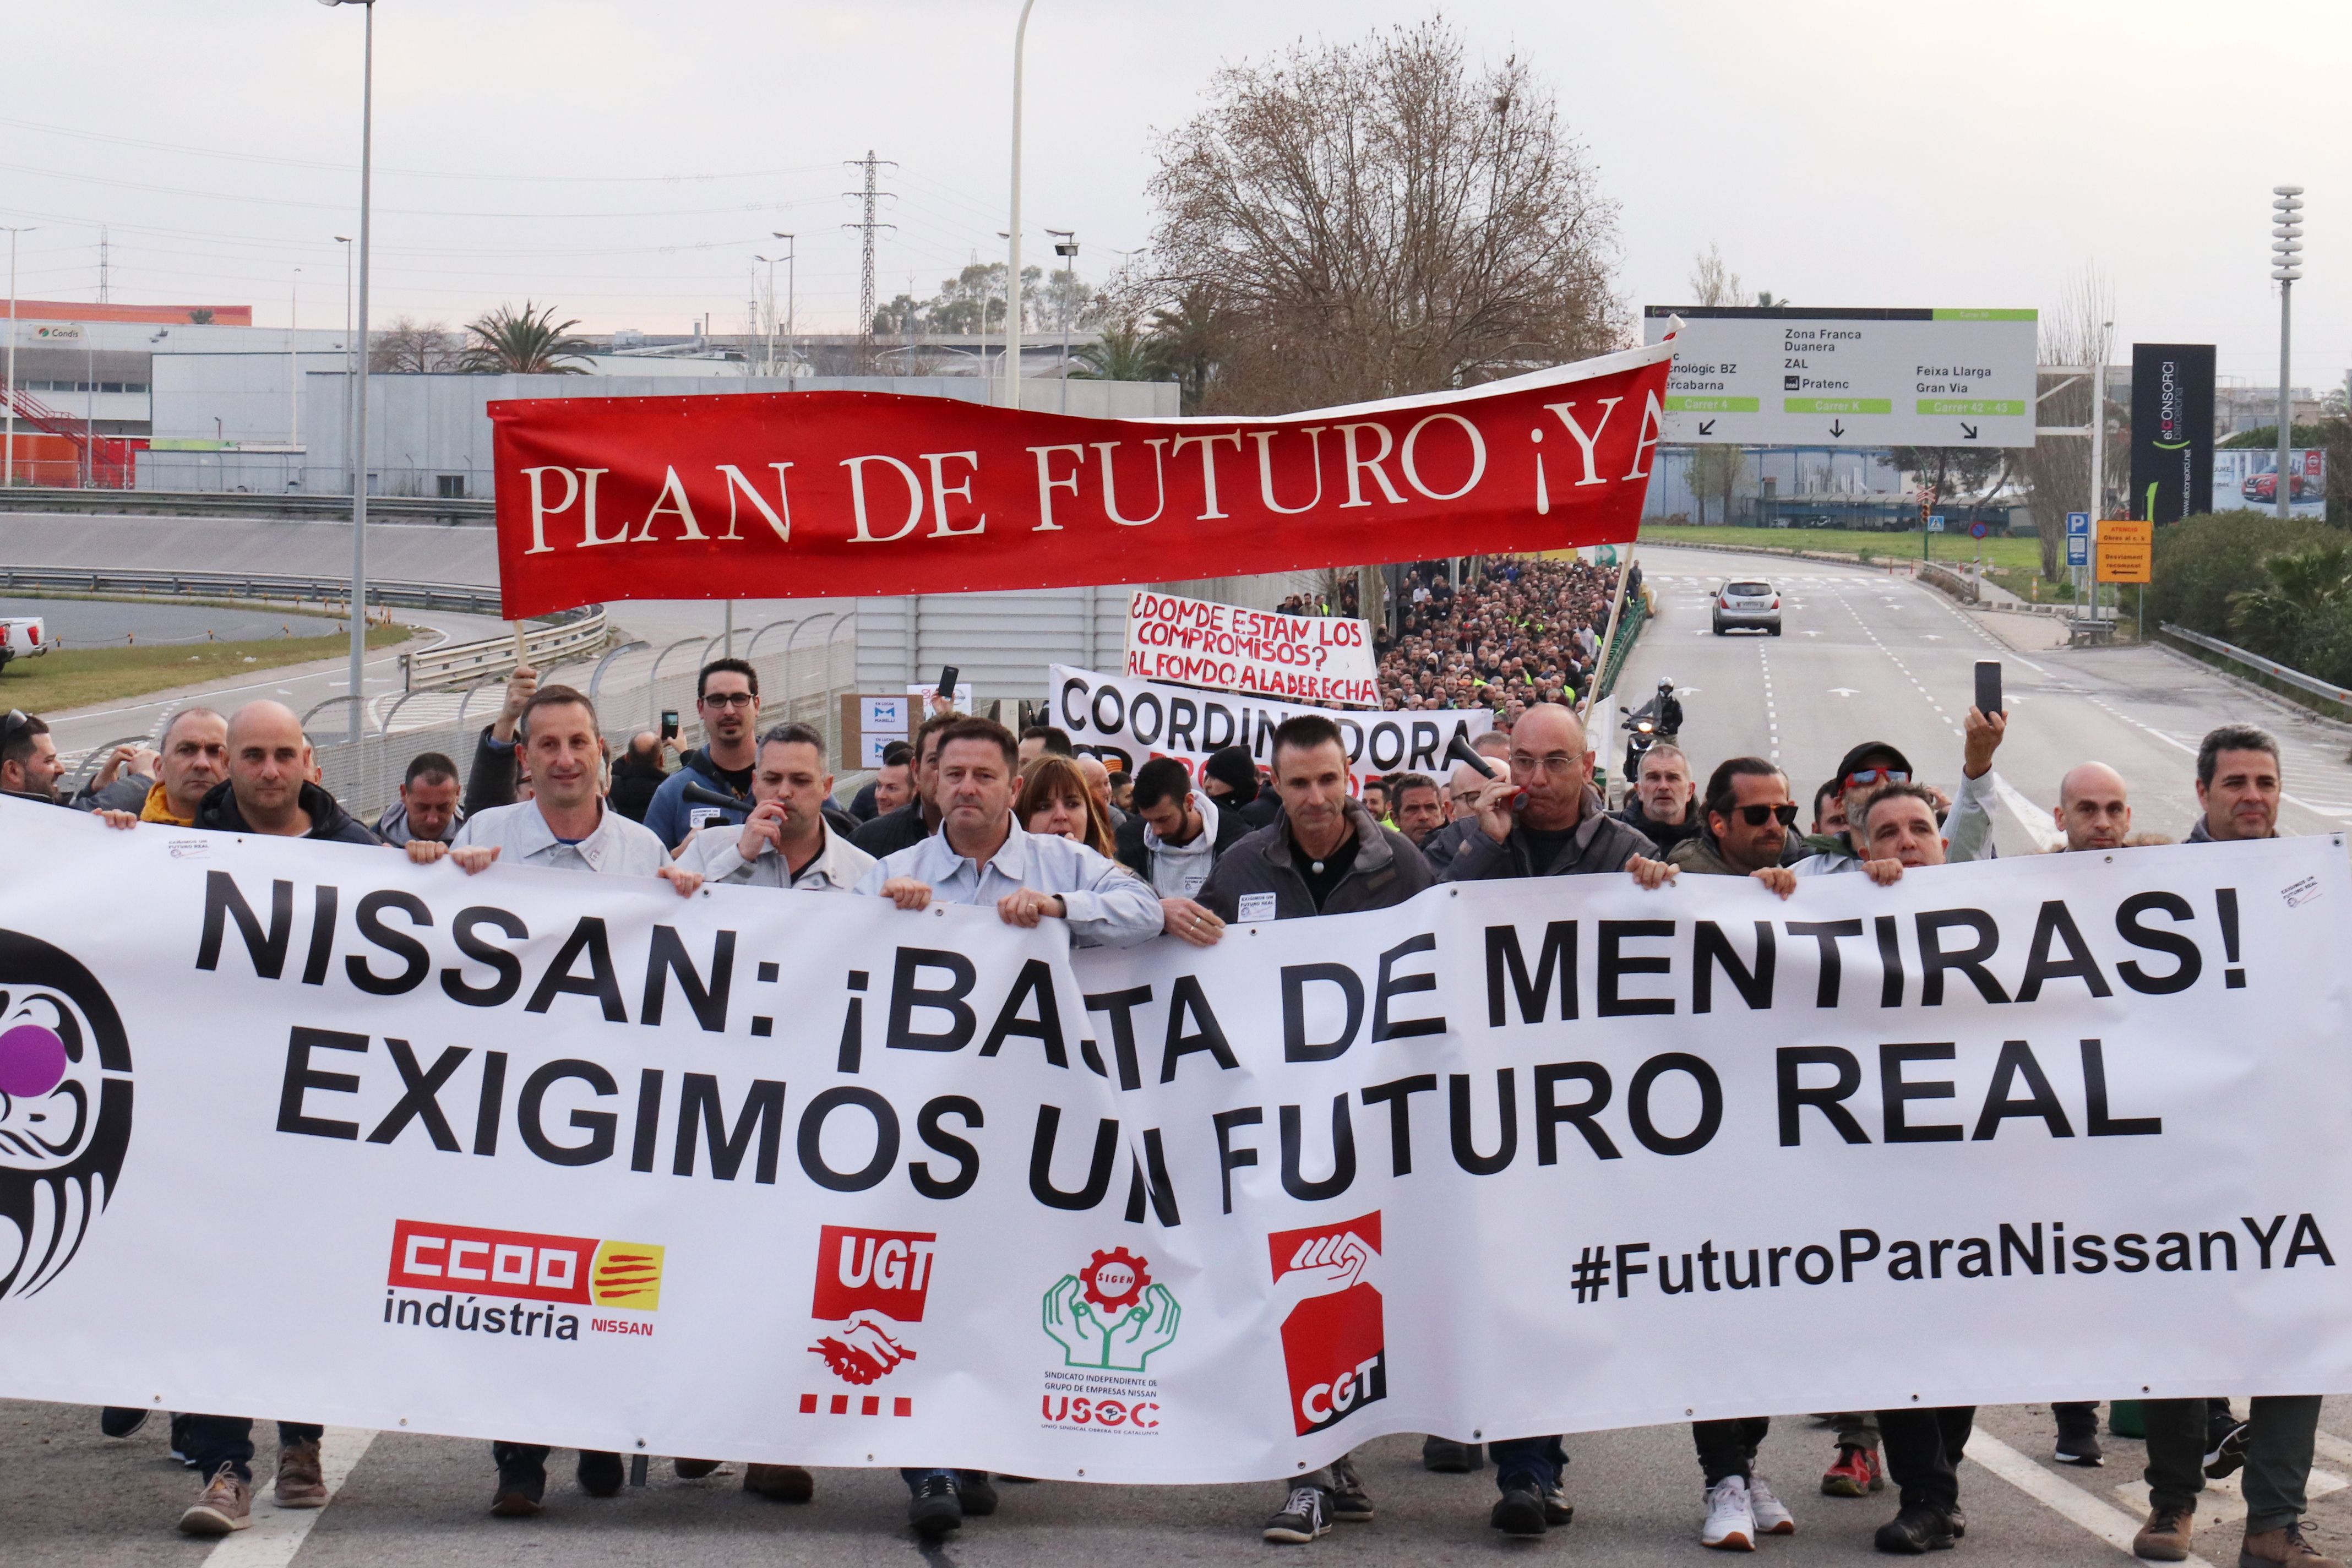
top-left (1732, 802), bottom-right (1800, 827)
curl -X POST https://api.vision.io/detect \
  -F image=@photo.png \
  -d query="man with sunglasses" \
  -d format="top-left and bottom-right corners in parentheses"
top-left (1804, 714), bottom-right (2002, 870)
top-left (643, 658), bottom-right (763, 851)
top-left (1441, 703), bottom-right (1667, 1540)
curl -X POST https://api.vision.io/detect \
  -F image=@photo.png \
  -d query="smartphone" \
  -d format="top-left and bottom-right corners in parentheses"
top-left (936, 666), bottom-right (959, 700)
top-left (660, 710), bottom-right (679, 740)
top-left (1974, 660), bottom-right (2003, 716)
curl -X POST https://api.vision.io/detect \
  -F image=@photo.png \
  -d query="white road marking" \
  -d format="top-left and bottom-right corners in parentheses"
top-left (1994, 776), bottom-right (2065, 852)
top-left (2113, 1465), bottom-right (2347, 1527)
top-left (203, 1426), bottom-right (377, 1568)
top-left (1964, 1428), bottom-right (2213, 1563)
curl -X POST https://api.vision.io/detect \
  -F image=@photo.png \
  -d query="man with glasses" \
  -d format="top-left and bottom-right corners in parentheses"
top-left (643, 658), bottom-right (763, 851)
top-left (0, 709), bottom-right (64, 801)
top-left (1440, 704), bottom-right (1667, 1539)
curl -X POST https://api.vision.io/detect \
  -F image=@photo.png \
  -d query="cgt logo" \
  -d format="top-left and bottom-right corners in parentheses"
top-left (1269, 1212), bottom-right (1386, 1436)
top-left (388, 1221), bottom-right (663, 1311)
top-left (0, 932), bottom-right (133, 1301)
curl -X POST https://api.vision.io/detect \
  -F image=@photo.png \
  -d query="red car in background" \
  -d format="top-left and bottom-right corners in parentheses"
top-left (2241, 470), bottom-right (2316, 503)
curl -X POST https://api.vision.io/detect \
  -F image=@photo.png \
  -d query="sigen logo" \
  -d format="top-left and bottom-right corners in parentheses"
top-left (388, 1221), bottom-right (663, 1312)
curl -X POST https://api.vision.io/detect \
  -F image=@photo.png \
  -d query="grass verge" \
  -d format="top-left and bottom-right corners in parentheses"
top-left (0, 625), bottom-right (411, 713)
top-left (1641, 522), bottom-right (2049, 576)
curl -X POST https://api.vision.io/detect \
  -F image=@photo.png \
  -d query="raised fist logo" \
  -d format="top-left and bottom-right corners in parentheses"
top-left (1268, 1213), bottom-right (1386, 1436)
top-left (0, 932), bottom-right (132, 1301)
top-left (1042, 1247), bottom-right (1182, 1371)
top-left (810, 1314), bottom-right (917, 1385)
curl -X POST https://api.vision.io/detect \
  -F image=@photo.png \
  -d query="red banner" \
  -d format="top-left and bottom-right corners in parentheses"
top-left (487, 341), bottom-right (1674, 618)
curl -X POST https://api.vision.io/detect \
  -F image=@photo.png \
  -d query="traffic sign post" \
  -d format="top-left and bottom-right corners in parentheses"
top-left (2065, 510), bottom-right (2092, 599)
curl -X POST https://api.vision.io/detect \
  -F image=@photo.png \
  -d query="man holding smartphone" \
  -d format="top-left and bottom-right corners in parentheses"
top-left (643, 659), bottom-right (763, 851)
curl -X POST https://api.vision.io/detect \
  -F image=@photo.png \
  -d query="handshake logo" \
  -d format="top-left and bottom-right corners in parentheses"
top-left (1041, 1246), bottom-right (1182, 1371)
top-left (1268, 1212), bottom-right (1386, 1436)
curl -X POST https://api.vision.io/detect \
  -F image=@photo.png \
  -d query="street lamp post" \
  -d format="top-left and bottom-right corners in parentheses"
top-left (1047, 228), bottom-right (1076, 413)
top-left (2271, 185), bottom-right (2304, 522)
top-left (1004, 0), bottom-right (1038, 411)
top-left (2, 226), bottom-right (31, 491)
top-left (288, 267), bottom-right (301, 458)
top-left (318, 0), bottom-right (375, 744)
top-left (753, 253), bottom-right (784, 375)
top-left (335, 236), bottom-right (353, 499)
top-left (772, 233), bottom-right (795, 374)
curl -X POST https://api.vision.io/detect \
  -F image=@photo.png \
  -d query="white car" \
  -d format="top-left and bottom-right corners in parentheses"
top-left (0, 616), bottom-right (47, 672)
top-left (1710, 580), bottom-right (1781, 636)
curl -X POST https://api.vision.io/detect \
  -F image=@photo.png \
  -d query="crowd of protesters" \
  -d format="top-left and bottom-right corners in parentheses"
top-left (1369, 557), bottom-right (1629, 721)
top-left (0, 640), bottom-right (2329, 1565)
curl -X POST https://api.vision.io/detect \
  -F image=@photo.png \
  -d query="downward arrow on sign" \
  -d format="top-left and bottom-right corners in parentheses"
top-left (1828, 420), bottom-right (1846, 438)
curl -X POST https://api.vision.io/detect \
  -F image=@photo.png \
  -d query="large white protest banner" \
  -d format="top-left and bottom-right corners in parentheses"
top-left (1049, 663), bottom-right (1492, 790)
top-left (1123, 590), bottom-right (1380, 707)
top-left (1, 799), bottom-right (2347, 1485)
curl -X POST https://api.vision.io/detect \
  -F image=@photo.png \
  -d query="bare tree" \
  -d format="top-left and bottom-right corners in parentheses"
top-left (2018, 272), bottom-right (2122, 579)
top-left (1688, 243), bottom-right (1746, 309)
top-left (369, 317), bottom-right (461, 374)
top-left (1139, 18), bottom-right (1621, 413)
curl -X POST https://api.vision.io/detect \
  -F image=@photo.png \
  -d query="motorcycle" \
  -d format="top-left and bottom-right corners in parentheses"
top-left (1621, 677), bottom-right (1684, 780)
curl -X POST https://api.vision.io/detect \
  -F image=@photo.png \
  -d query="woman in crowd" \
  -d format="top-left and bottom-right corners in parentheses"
top-left (1016, 753), bottom-right (1117, 858)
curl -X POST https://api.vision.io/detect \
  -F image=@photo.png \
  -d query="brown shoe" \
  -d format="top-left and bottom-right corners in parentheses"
top-left (673, 1458), bottom-right (722, 1480)
top-left (2241, 1522), bottom-right (2346, 1567)
top-left (275, 1437), bottom-right (328, 1509)
top-left (178, 1464), bottom-right (253, 1536)
top-left (743, 1463), bottom-right (814, 1502)
top-left (2134, 1503), bottom-right (2193, 1561)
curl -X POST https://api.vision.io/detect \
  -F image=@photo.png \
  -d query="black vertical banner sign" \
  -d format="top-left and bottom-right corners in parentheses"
top-left (2129, 343), bottom-right (2215, 522)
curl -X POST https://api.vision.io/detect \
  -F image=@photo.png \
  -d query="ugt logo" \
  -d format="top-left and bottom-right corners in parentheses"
top-left (808, 1225), bottom-right (934, 1386)
top-left (1041, 1247), bottom-right (1180, 1371)
top-left (0, 931), bottom-right (133, 1299)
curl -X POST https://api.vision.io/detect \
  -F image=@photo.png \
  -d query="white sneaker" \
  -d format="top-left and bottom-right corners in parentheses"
top-left (1703, 1474), bottom-right (1757, 1551)
top-left (1748, 1471), bottom-right (1795, 1535)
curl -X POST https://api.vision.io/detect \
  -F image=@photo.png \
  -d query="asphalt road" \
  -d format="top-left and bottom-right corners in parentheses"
top-left (1619, 546), bottom-right (2352, 848)
top-left (8, 541), bottom-right (2350, 1564)
top-left (0, 595), bottom-right (344, 647)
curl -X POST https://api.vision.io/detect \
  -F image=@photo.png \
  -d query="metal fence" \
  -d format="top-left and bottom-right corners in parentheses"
top-left (64, 612), bottom-right (861, 826)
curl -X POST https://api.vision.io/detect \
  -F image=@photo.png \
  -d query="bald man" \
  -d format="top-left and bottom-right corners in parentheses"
top-left (190, 701), bottom-right (379, 844)
top-left (2054, 763), bottom-right (2132, 852)
top-left (1076, 752), bottom-right (1127, 829)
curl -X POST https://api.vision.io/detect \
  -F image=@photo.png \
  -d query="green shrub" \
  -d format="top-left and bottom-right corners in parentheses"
top-left (2146, 510), bottom-right (2338, 637)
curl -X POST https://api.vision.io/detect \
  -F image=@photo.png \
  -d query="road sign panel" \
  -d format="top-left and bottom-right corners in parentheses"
top-left (2096, 543), bottom-right (2153, 584)
top-left (2065, 511), bottom-right (2092, 537)
top-left (1970, 521), bottom-right (1990, 539)
top-left (1644, 306), bottom-right (2038, 447)
top-left (2067, 536), bottom-right (2089, 567)
top-left (2099, 519), bottom-right (2154, 547)
top-left (1928, 515), bottom-right (1946, 532)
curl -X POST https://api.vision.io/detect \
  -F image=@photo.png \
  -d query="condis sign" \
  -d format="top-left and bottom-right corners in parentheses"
top-left (487, 341), bottom-right (1675, 616)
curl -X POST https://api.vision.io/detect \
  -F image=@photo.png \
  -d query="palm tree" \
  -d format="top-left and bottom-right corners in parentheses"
top-left (461, 301), bottom-right (592, 374)
top-left (1071, 324), bottom-right (1164, 383)
top-left (2230, 542), bottom-right (2352, 666)
top-left (1144, 286), bottom-right (1226, 413)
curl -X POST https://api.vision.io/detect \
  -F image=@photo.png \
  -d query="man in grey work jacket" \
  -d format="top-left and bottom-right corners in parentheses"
top-left (854, 715), bottom-right (1162, 1539)
top-left (406, 684), bottom-right (707, 1516)
top-left (675, 721), bottom-right (874, 892)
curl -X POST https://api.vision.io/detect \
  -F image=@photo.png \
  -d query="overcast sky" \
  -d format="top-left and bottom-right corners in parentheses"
top-left (4, 1), bottom-right (2342, 389)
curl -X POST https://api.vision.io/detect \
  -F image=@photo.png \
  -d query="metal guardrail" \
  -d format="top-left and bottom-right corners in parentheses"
top-left (2160, 623), bottom-right (2352, 713)
top-left (401, 608), bottom-right (609, 691)
top-left (0, 564), bottom-right (503, 616)
top-left (1596, 595), bottom-right (1650, 699)
top-left (0, 486), bottom-right (492, 523)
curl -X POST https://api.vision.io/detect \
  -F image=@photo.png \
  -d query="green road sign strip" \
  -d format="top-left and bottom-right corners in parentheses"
top-left (1783, 398), bottom-right (1892, 415)
top-left (1664, 395), bottom-right (1761, 412)
top-left (1916, 399), bottom-right (2026, 416)
top-left (1932, 308), bottom-right (2038, 321)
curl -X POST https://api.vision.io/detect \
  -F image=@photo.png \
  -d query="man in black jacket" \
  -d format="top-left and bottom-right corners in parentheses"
top-left (1616, 741), bottom-right (1701, 854)
top-left (854, 711), bottom-right (956, 857)
top-left (175, 701), bottom-right (368, 1536)
top-left (1192, 715), bottom-right (1431, 1545)
top-left (1200, 744), bottom-right (1281, 831)
top-left (191, 702), bottom-right (379, 846)
top-left (1442, 703), bottom-right (1668, 1541)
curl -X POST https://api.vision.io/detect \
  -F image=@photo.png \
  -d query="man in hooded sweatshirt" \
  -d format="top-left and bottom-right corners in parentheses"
top-left (1115, 755), bottom-right (1246, 948)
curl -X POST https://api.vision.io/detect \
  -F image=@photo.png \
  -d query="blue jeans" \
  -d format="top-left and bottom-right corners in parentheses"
top-left (1490, 1435), bottom-right (1567, 1492)
top-left (183, 1417), bottom-right (323, 1483)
